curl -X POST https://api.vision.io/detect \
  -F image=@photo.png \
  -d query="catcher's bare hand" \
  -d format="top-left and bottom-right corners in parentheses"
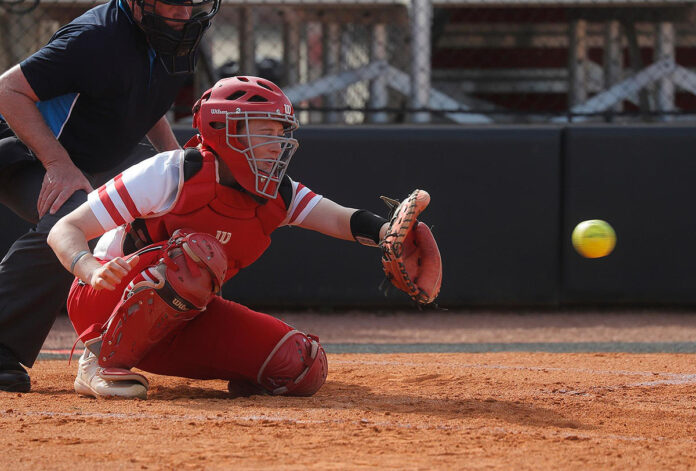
top-left (380, 189), bottom-right (442, 305)
top-left (89, 255), bottom-right (140, 291)
top-left (38, 160), bottom-right (93, 218)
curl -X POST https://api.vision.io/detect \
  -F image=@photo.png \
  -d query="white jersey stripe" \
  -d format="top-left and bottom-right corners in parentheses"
top-left (292, 195), bottom-right (321, 225)
top-left (88, 190), bottom-right (118, 229)
top-left (103, 180), bottom-right (133, 224)
top-left (280, 180), bottom-right (322, 226)
top-left (288, 185), bottom-right (311, 216)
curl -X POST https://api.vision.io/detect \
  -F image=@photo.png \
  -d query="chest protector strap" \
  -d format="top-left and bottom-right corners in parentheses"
top-left (86, 230), bottom-right (228, 369)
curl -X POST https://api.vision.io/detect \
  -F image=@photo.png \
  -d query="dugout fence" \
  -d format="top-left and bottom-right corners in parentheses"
top-left (0, 121), bottom-right (693, 307)
top-left (2, 0), bottom-right (696, 124)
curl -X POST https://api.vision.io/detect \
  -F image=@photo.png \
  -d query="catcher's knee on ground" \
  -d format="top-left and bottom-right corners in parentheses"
top-left (256, 330), bottom-right (328, 396)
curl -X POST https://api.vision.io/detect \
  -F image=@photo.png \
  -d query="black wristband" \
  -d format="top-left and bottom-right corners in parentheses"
top-left (350, 209), bottom-right (387, 247)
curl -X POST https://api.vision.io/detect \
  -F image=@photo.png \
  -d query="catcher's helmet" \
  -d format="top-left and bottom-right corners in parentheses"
top-left (192, 76), bottom-right (299, 199)
top-left (133, 0), bottom-right (220, 74)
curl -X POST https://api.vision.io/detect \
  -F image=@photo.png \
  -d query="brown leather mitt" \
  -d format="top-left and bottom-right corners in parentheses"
top-left (379, 189), bottom-right (442, 305)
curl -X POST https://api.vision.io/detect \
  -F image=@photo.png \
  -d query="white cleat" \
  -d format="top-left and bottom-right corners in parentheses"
top-left (74, 349), bottom-right (148, 400)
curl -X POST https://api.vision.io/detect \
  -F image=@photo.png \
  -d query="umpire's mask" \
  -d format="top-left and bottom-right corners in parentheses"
top-left (136, 0), bottom-right (220, 75)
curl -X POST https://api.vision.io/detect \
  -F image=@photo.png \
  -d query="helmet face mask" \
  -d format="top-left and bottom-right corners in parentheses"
top-left (135, 0), bottom-right (220, 74)
top-left (226, 113), bottom-right (299, 198)
top-left (193, 77), bottom-right (299, 199)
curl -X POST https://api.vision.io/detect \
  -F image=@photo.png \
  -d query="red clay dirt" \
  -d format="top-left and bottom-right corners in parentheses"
top-left (1, 311), bottom-right (695, 470)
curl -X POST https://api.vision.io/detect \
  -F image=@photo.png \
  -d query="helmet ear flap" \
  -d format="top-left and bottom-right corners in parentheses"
top-left (192, 98), bottom-right (202, 115)
top-left (192, 99), bottom-right (202, 129)
top-left (192, 90), bottom-right (212, 130)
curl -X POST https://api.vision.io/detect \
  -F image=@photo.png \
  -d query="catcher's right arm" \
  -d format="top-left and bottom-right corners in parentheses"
top-left (379, 189), bottom-right (442, 305)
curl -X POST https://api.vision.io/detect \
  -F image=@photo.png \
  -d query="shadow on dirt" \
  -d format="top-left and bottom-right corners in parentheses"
top-left (148, 378), bottom-right (586, 430)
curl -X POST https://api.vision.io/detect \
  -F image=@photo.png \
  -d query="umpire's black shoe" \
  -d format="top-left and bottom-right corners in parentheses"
top-left (0, 345), bottom-right (30, 393)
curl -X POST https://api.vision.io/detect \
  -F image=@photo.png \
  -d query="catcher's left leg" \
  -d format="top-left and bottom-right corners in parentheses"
top-left (135, 297), bottom-right (328, 397)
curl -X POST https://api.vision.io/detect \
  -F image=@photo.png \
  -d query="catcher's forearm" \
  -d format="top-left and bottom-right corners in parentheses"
top-left (47, 219), bottom-right (100, 283)
top-left (298, 198), bottom-right (388, 243)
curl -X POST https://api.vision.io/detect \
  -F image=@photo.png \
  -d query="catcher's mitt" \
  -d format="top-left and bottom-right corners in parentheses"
top-left (379, 189), bottom-right (442, 305)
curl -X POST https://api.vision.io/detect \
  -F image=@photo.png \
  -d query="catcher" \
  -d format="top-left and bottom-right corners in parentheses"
top-left (46, 76), bottom-right (442, 399)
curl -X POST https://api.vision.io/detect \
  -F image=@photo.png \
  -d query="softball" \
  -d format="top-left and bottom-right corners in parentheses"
top-left (571, 219), bottom-right (616, 258)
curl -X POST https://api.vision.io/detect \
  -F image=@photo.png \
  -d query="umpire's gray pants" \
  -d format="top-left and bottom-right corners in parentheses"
top-left (0, 135), bottom-right (91, 367)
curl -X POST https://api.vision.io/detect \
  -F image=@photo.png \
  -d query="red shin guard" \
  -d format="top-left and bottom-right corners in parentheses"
top-left (95, 231), bottom-right (228, 369)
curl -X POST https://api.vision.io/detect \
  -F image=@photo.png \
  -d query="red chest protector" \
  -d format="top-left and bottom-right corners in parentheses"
top-left (128, 148), bottom-right (290, 281)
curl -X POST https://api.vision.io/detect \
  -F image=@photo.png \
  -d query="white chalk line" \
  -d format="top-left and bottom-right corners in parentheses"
top-left (627, 374), bottom-right (696, 387)
top-left (1, 409), bottom-right (688, 444)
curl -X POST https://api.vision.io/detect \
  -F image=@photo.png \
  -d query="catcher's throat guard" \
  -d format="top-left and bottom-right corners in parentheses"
top-left (85, 230), bottom-right (227, 369)
top-left (379, 189), bottom-right (442, 305)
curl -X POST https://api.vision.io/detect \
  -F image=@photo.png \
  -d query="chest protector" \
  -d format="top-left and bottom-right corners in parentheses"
top-left (126, 148), bottom-right (290, 281)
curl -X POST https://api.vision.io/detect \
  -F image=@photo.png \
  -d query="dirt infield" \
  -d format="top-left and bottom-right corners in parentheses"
top-left (2, 311), bottom-right (696, 470)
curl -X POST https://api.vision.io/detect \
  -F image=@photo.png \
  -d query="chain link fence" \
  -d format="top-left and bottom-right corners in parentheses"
top-left (2, 0), bottom-right (696, 124)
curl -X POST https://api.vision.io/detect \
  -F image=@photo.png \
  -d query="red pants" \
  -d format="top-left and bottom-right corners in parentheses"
top-left (67, 251), bottom-right (293, 384)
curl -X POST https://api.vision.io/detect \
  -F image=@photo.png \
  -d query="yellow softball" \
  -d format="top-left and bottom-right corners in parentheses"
top-left (571, 219), bottom-right (616, 258)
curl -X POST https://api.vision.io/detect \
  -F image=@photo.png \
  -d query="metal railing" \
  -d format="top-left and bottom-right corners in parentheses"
top-left (2, 0), bottom-right (696, 124)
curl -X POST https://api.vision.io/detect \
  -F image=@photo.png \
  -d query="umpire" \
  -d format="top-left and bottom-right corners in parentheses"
top-left (0, 0), bottom-right (220, 392)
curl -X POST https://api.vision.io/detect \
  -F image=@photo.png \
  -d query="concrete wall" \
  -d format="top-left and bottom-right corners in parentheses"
top-left (222, 126), bottom-right (562, 308)
top-left (2, 124), bottom-right (695, 307)
top-left (561, 126), bottom-right (696, 304)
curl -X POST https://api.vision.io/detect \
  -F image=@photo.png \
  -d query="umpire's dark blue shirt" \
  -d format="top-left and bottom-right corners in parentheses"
top-left (18, 0), bottom-right (189, 174)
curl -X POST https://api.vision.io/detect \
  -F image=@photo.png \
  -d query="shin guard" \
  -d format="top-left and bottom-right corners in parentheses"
top-left (94, 231), bottom-right (228, 369)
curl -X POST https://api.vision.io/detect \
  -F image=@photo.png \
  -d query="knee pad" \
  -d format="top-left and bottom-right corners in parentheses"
top-left (94, 231), bottom-right (227, 369)
top-left (257, 330), bottom-right (328, 396)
